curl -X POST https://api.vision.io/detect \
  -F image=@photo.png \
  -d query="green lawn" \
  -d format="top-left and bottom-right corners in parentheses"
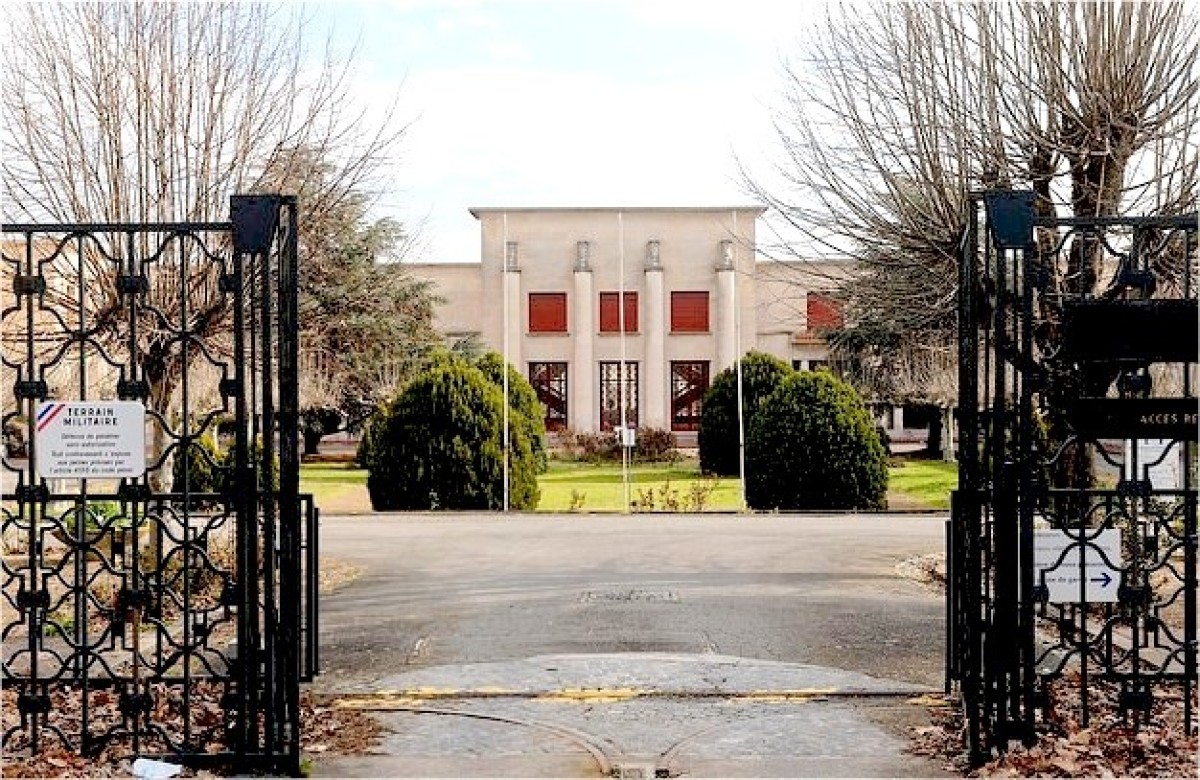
top-left (887, 458), bottom-right (958, 510)
top-left (298, 456), bottom-right (959, 513)
top-left (538, 459), bottom-right (743, 512)
top-left (299, 462), bottom-right (369, 513)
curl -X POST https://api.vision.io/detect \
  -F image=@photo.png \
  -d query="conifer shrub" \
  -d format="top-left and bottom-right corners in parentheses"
top-left (217, 436), bottom-right (278, 493)
top-left (745, 371), bottom-right (887, 510)
top-left (474, 351), bottom-right (548, 474)
top-left (171, 433), bottom-right (224, 497)
top-left (360, 358), bottom-right (540, 510)
top-left (172, 432), bottom-right (278, 499)
top-left (697, 351), bottom-right (792, 476)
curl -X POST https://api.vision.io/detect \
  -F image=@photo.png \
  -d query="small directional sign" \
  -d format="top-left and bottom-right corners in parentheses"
top-left (1034, 529), bottom-right (1122, 603)
top-left (35, 401), bottom-right (146, 479)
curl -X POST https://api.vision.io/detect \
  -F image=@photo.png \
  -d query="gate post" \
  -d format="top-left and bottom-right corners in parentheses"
top-left (948, 189), bottom-right (1198, 762)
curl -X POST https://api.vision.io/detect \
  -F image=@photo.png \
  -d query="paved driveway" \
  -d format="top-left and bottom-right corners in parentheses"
top-left (315, 512), bottom-right (947, 689)
top-left (311, 512), bottom-right (952, 777)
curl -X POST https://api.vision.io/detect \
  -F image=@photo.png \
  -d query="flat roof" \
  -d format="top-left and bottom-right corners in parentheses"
top-left (469, 205), bottom-right (767, 218)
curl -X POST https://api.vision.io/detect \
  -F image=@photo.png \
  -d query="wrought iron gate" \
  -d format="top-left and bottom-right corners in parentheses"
top-left (2, 195), bottom-right (317, 774)
top-left (948, 190), bottom-right (1198, 762)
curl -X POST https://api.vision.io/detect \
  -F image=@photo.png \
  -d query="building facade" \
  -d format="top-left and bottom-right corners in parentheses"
top-left (408, 206), bottom-right (851, 436)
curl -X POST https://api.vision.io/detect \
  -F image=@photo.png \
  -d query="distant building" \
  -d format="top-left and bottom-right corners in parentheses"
top-left (406, 206), bottom-right (855, 437)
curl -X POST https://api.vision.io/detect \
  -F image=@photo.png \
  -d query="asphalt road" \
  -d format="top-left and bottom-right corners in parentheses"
top-left (314, 511), bottom-right (948, 692)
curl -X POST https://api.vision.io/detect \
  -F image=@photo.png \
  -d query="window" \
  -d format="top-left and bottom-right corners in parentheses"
top-left (806, 293), bottom-right (842, 333)
top-left (529, 362), bottom-right (568, 431)
top-left (599, 361), bottom-right (639, 431)
top-left (599, 291), bottom-right (639, 333)
top-left (528, 293), bottom-right (567, 333)
top-left (670, 291), bottom-right (709, 332)
top-left (671, 361), bottom-right (709, 432)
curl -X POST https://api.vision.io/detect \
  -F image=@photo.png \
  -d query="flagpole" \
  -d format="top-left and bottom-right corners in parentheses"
top-left (502, 212), bottom-right (510, 513)
top-left (733, 210), bottom-right (747, 512)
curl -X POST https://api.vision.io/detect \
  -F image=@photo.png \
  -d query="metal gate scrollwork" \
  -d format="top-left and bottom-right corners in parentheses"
top-left (948, 190), bottom-right (1198, 762)
top-left (1, 195), bottom-right (318, 774)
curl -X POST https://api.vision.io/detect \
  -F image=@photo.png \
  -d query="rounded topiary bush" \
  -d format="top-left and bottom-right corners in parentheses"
top-left (745, 371), bottom-right (887, 510)
top-left (474, 351), bottom-right (548, 474)
top-left (698, 351), bottom-right (792, 476)
top-left (361, 358), bottom-right (540, 511)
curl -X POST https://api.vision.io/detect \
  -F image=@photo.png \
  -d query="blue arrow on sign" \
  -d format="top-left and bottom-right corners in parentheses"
top-left (1090, 571), bottom-right (1114, 588)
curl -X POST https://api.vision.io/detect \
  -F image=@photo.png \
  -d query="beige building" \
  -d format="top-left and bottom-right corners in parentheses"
top-left (407, 206), bottom-right (851, 436)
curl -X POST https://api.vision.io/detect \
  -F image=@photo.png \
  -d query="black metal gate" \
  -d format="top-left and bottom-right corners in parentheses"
top-left (948, 190), bottom-right (1198, 762)
top-left (2, 195), bottom-right (317, 774)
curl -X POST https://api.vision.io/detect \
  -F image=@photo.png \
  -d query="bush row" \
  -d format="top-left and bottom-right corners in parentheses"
top-left (353, 348), bottom-right (886, 512)
top-left (553, 426), bottom-right (680, 463)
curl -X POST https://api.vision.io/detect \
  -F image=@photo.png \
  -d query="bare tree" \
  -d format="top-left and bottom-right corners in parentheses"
top-left (1, 2), bottom-right (409, 487)
top-left (749, 1), bottom-right (1200, 472)
top-left (254, 145), bottom-right (441, 453)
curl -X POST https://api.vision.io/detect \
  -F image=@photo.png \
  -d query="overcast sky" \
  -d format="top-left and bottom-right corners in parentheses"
top-left (312, 0), bottom-right (813, 264)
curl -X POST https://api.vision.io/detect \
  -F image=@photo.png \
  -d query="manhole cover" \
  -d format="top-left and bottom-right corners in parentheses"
top-left (579, 589), bottom-right (680, 603)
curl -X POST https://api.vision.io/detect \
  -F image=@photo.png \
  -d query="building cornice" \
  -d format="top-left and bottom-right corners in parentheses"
top-left (468, 205), bottom-right (768, 219)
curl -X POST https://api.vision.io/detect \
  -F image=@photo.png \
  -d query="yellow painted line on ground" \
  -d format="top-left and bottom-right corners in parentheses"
top-left (536, 687), bottom-right (649, 703)
top-left (741, 688), bottom-right (837, 702)
top-left (326, 686), bottom-right (869, 709)
top-left (329, 686), bottom-right (514, 708)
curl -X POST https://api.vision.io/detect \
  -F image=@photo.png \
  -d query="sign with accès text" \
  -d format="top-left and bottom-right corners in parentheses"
top-left (35, 401), bottom-right (146, 479)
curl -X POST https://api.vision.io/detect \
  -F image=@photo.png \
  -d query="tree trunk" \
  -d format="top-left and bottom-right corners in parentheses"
top-left (940, 405), bottom-right (956, 463)
top-left (303, 429), bottom-right (323, 456)
top-left (926, 410), bottom-right (943, 459)
top-left (147, 370), bottom-right (179, 494)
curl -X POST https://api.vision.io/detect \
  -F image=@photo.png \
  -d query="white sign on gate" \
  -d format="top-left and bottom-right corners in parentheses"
top-left (35, 401), bottom-right (146, 479)
top-left (1034, 528), bottom-right (1122, 603)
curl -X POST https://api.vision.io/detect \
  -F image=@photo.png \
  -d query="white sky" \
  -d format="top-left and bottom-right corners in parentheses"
top-left (310, 0), bottom-right (815, 263)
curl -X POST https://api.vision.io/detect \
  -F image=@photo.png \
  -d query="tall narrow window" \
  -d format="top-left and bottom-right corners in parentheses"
top-left (528, 362), bottom-right (568, 431)
top-left (670, 361), bottom-right (709, 431)
top-left (529, 292), bottom-right (567, 333)
top-left (670, 291), bottom-right (709, 332)
top-left (599, 361), bottom-right (639, 431)
top-left (599, 291), bottom-right (639, 333)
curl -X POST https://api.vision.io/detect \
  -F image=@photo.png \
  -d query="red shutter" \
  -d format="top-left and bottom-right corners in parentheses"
top-left (806, 293), bottom-right (842, 332)
top-left (671, 291), bottom-right (709, 332)
top-left (600, 292), bottom-right (638, 333)
top-left (529, 293), bottom-right (567, 333)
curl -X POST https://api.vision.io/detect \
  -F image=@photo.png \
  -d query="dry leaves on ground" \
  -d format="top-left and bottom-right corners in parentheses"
top-left (300, 696), bottom-right (385, 756)
top-left (909, 673), bottom-right (1199, 777)
top-left (1, 688), bottom-right (383, 778)
top-left (318, 555), bottom-right (364, 593)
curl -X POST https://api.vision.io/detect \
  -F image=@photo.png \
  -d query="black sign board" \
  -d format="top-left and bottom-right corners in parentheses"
top-left (1067, 397), bottom-right (1198, 441)
top-left (1060, 300), bottom-right (1197, 363)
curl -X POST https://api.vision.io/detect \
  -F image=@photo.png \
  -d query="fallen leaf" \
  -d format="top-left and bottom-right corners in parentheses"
top-left (1052, 757), bottom-right (1079, 774)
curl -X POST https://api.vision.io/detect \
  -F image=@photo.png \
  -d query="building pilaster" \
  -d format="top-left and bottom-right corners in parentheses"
top-left (716, 240), bottom-right (737, 372)
top-left (504, 241), bottom-right (522, 373)
top-left (572, 241), bottom-right (594, 432)
top-left (644, 240), bottom-right (667, 429)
